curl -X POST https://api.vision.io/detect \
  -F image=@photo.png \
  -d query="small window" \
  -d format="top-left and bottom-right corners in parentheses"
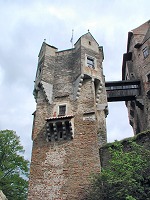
top-left (59, 131), bottom-right (63, 139)
top-left (87, 57), bottom-right (94, 68)
top-left (143, 46), bottom-right (149, 58)
top-left (147, 73), bottom-right (150, 82)
top-left (130, 73), bottom-right (135, 79)
top-left (59, 105), bottom-right (66, 116)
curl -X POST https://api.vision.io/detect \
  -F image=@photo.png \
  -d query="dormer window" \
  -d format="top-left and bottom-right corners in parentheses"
top-left (87, 56), bottom-right (95, 69)
top-left (59, 105), bottom-right (66, 116)
top-left (143, 46), bottom-right (149, 58)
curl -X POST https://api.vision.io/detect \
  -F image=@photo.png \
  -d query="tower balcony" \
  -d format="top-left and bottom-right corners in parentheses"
top-left (46, 115), bottom-right (74, 142)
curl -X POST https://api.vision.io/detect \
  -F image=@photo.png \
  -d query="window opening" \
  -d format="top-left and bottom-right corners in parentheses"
top-left (87, 57), bottom-right (94, 69)
top-left (143, 46), bottom-right (149, 58)
top-left (147, 73), bottom-right (150, 82)
top-left (59, 131), bottom-right (63, 138)
top-left (56, 122), bottom-right (63, 139)
top-left (59, 105), bottom-right (66, 116)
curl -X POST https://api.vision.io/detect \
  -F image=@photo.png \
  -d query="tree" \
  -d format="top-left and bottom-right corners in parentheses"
top-left (0, 130), bottom-right (29, 200)
top-left (86, 139), bottom-right (150, 200)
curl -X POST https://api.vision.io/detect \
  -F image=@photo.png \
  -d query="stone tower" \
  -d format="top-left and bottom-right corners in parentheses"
top-left (122, 20), bottom-right (150, 134)
top-left (28, 32), bottom-right (108, 200)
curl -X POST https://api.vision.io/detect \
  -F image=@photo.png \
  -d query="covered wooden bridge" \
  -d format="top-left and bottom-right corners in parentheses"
top-left (105, 80), bottom-right (141, 102)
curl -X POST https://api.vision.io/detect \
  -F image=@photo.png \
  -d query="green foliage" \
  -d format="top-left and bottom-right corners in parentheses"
top-left (86, 140), bottom-right (150, 200)
top-left (126, 196), bottom-right (136, 200)
top-left (0, 130), bottom-right (29, 200)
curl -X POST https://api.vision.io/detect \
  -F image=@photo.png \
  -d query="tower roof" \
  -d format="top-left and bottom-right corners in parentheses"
top-left (131, 20), bottom-right (150, 36)
top-left (126, 20), bottom-right (150, 52)
top-left (38, 42), bottom-right (57, 57)
top-left (74, 31), bottom-right (99, 46)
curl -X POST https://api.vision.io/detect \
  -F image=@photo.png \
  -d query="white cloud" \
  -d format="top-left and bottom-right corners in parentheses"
top-left (0, 0), bottom-right (149, 161)
top-left (0, 65), bottom-right (5, 86)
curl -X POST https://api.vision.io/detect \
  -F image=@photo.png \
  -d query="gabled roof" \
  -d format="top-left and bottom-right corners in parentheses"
top-left (132, 20), bottom-right (149, 35)
top-left (142, 21), bottom-right (150, 44)
top-left (45, 42), bottom-right (57, 49)
top-left (74, 31), bottom-right (99, 46)
top-left (126, 20), bottom-right (150, 52)
top-left (122, 20), bottom-right (150, 80)
top-left (38, 42), bottom-right (57, 57)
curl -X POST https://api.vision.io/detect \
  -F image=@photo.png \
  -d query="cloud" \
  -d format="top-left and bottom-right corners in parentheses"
top-left (0, 0), bottom-right (149, 161)
top-left (0, 65), bottom-right (5, 85)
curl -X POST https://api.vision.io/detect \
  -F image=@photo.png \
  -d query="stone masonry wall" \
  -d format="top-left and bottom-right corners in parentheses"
top-left (28, 32), bottom-right (107, 200)
top-left (28, 115), bottom-right (100, 200)
top-left (100, 130), bottom-right (150, 168)
top-left (125, 21), bottom-right (150, 134)
top-left (28, 78), bottom-right (101, 200)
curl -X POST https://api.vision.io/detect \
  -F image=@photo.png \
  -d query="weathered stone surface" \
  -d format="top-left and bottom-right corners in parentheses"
top-left (122, 20), bottom-right (150, 134)
top-left (28, 22), bottom-right (150, 200)
top-left (28, 32), bottom-right (107, 200)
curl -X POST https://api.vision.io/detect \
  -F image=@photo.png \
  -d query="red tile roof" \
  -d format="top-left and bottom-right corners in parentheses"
top-left (46, 115), bottom-right (74, 121)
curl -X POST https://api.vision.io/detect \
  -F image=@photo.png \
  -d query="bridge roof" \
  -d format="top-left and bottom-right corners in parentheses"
top-left (105, 80), bottom-right (140, 86)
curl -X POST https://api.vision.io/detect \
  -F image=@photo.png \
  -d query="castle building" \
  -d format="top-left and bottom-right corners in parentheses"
top-left (122, 20), bottom-right (150, 134)
top-left (28, 21), bottom-right (150, 200)
top-left (28, 32), bottom-right (108, 200)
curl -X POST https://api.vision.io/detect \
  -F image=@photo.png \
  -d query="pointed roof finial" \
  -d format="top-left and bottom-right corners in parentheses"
top-left (88, 29), bottom-right (90, 32)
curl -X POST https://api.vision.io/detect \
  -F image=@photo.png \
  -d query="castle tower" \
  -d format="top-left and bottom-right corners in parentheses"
top-left (122, 20), bottom-right (150, 134)
top-left (28, 32), bottom-right (108, 200)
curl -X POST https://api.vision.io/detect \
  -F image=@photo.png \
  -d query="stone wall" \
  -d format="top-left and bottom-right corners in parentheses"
top-left (100, 130), bottom-right (150, 168)
top-left (123, 21), bottom-right (150, 134)
top-left (28, 32), bottom-right (107, 200)
top-left (28, 115), bottom-right (101, 200)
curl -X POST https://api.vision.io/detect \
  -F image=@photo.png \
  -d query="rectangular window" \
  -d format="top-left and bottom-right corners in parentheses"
top-left (143, 46), bottom-right (149, 58)
top-left (147, 73), bottom-right (150, 82)
top-left (59, 105), bottom-right (66, 116)
top-left (87, 57), bottom-right (94, 68)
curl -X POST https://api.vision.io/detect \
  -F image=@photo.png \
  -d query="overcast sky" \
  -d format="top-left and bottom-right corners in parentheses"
top-left (0, 0), bottom-right (149, 161)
